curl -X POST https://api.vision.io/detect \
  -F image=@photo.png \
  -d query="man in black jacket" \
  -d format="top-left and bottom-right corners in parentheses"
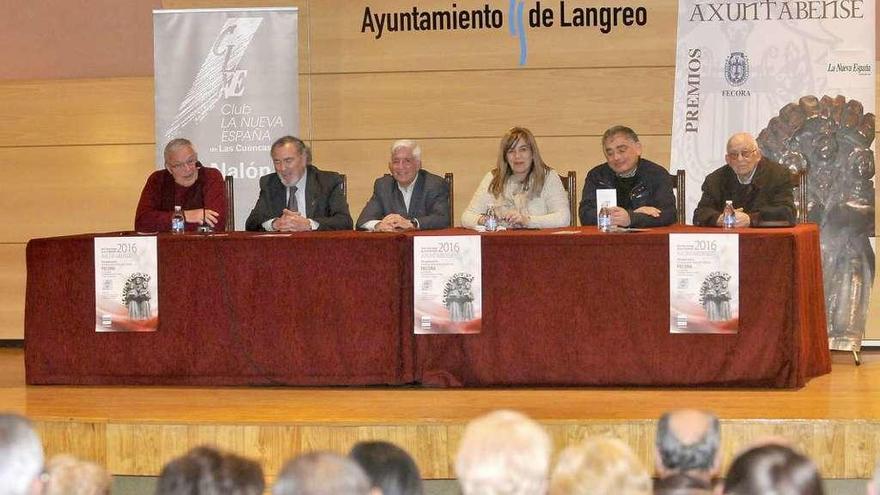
top-left (693, 132), bottom-right (795, 227)
top-left (579, 125), bottom-right (677, 227)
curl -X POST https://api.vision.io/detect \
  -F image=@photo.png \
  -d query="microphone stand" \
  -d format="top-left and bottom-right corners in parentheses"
top-left (197, 205), bottom-right (214, 234)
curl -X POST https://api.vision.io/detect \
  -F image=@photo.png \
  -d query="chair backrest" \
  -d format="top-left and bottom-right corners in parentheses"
top-left (444, 172), bottom-right (454, 227)
top-left (668, 169), bottom-right (686, 225)
top-left (339, 173), bottom-right (347, 197)
top-left (558, 171), bottom-right (577, 227)
top-left (224, 175), bottom-right (235, 231)
top-left (789, 169), bottom-right (807, 224)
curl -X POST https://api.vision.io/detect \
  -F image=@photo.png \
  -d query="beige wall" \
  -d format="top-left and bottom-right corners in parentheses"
top-left (0, 0), bottom-right (877, 341)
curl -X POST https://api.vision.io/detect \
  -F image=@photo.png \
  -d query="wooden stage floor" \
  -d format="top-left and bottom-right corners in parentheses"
top-left (1, 348), bottom-right (879, 480)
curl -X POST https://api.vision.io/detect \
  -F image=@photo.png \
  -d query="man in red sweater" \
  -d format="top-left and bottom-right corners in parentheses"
top-left (134, 138), bottom-right (227, 232)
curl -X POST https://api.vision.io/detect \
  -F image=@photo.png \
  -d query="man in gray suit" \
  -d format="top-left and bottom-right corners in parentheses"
top-left (245, 135), bottom-right (353, 231)
top-left (357, 139), bottom-right (450, 231)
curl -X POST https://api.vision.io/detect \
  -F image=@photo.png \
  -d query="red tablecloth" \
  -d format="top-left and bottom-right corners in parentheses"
top-left (25, 232), bottom-right (412, 385)
top-left (407, 225), bottom-right (830, 388)
top-left (25, 226), bottom-right (830, 388)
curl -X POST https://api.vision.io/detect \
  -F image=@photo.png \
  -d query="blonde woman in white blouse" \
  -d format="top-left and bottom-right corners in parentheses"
top-left (462, 127), bottom-right (570, 229)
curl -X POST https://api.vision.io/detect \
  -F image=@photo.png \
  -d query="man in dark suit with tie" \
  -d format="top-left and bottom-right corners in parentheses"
top-left (245, 135), bottom-right (353, 232)
top-left (356, 139), bottom-right (450, 231)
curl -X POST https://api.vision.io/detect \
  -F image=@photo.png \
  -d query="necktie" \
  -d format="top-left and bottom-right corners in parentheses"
top-left (287, 185), bottom-right (298, 213)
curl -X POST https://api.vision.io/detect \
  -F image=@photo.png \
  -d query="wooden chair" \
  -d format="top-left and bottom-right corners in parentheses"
top-left (668, 169), bottom-right (686, 225)
top-left (558, 171), bottom-right (577, 227)
top-left (444, 172), bottom-right (454, 227)
top-left (790, 169), bottom-right (808, 224)
top-left (224, 175), bottom-right (235, 231)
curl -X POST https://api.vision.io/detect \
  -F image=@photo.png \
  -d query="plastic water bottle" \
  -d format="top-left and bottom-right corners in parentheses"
top-left (484, 206), bottom-right (498, 232)
top-left (598, 202), bottom-right (612, 233)
top-left (722, 200), bottom-right (736, 230)
top-left (171, 206), bottom-right (185, 234)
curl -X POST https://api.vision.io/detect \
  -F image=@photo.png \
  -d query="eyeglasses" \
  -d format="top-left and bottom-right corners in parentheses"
top-left (168, 157), bottom-right (198, 169)
top-left (726, 148), bottom-right (757, 160)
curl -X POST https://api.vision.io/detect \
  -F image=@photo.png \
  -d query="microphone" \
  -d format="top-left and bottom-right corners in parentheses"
top-left (194, 163), bottom-right (214, 234)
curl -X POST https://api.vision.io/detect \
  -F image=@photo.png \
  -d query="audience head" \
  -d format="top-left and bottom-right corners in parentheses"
top-left (389, 140), bottom-right (422, 187)
top-left (156, 445), bottom-right (264, 495)
top-left (0, 413), bottom-right (45, 495)
top-left (601, 125), bottom-right (642, 176)
top-left (491, 127), bottom-right (549, 198)
top-left (869, 460), bottom-right (880, 495)
top-left (722, 443), bottom-right (823, 495)
top-left (349, 441), bottom-right (423, 495)
top-left (549, 436), bottom-right (651, 495)
top-left (163, 138), bottom-right (200, 187)
top-left (273, 451), bottom-right (370, 495)
top-left (655, 409), bottom-right (720, 482)
top-left (652, 473), bottom-right (712, 495)
top-left (455, 409), bottom-right (551, 495)
top-left (43, 454), bottom-right (111, 495)
top-left (271, 135), bottom-right (311, 186)
top-left (725, 132), bottom-right (762, 179)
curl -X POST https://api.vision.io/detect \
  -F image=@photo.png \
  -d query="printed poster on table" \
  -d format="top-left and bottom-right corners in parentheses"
top-left (94, 237), bottom-right (159, 332)
top-left (414, 235), bottom-right (482, 334)
top-left (669, 233), bottom-right (739, 334)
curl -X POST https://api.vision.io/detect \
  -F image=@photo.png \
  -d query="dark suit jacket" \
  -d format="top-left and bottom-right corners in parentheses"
top-left (693, 157), bottom-right (795, 226)
top-left (356, 170), bottom-right (450, 230)
top-left (578, 158), bottom-right (677, 227)
top-left (245, 165), bottom-right (353, 231)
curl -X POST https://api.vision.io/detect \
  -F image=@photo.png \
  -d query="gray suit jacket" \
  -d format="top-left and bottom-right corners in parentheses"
top-left (356, 169), bottom-right (450, 230)
top-left (245, 165), bottom-right (353, 231)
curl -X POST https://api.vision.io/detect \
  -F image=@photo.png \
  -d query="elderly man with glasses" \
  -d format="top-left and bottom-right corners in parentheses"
top-left (134, 138), bottom-right (227, 232)
top-left (693, 132), bottom-right (795, 227)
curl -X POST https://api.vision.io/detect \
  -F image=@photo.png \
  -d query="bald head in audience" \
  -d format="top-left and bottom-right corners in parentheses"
top-left (0, 413), bottom-right (45, 495)
top-left (43, 454), bottom-right (111, 495)
top-left (655, 410), bottom-right (720, 485)
top-left (274, 452), bottom-right (371, 495)
top-left (455, 409), bottom-right (551, 495)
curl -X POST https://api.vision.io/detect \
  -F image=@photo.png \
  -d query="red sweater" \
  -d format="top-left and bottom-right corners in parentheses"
top-left (134, 167), bottom-right (227, 232)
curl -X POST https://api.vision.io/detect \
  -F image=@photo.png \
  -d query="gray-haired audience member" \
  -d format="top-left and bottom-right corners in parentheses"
top-left (722, 444), bottom-right (823, 495)
top-left (652, 473), bottom-right (711, 495)
top-left (549, 436), bottom-right (651, 495)
top-left (655, 409), bottom-right (720, 491)
top-left (869, 460), bottom-right (880, 495)
top-left (349, 441), bottom-right (423, 495)
top-left (273, 452), bottom-right (371, 495)
top-left (0, 413), bottom-right (45, 495)
top-left (43, 454), bottom-right (111, 495)
top-left (156, 446), bottom-right (264, 495)
top-left (455, 409), bottom-right (551, 495)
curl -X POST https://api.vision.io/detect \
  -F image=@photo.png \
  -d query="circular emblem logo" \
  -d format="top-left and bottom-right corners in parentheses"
top-left (724, 52), bottom-right (750, 87)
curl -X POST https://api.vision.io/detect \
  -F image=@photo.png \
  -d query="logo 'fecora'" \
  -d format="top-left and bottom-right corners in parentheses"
top-left (724, 52), bottom-right (750, 87)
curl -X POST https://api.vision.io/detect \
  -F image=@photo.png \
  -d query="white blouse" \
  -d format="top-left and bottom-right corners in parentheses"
top-left (461, 170), bottom-right (571, 229)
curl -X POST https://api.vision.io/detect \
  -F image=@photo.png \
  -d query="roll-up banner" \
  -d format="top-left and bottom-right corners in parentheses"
top-left (670, 0), bottom-right (875, 352)
top-left (154, 7), bottom-right (299, 230)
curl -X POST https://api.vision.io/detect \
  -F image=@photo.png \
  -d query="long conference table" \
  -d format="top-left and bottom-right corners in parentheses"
top-left (25, 225), bottom-right (830, 388)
